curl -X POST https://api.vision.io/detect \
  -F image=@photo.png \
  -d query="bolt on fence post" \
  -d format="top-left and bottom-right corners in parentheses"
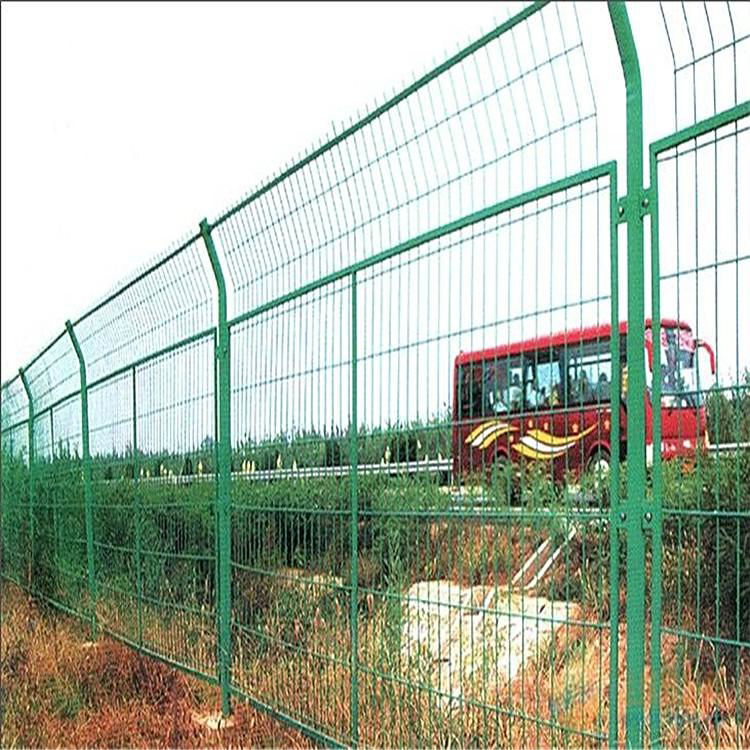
top-left (349, 272), bottom-right (359, 747)
top-left (17, 368), bottom-right (35, 591)
top-left (200, 219), bottom-right (232, 718)
top-left (608, 3), bottom-right (647, 747)
top-left (65, 320), bottom-right (98, 640)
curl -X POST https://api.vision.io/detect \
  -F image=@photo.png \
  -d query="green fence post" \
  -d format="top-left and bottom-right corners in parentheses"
top-left (65, 320), bottom-right (98, 640)
top-left (200, 218), bottom-right (232, 718)
top-left (608, 168), bottom-right (622, 748)
top-left (647, 143), bottom-right (663, 749)
top-left (132, 365), bottom-right (144, 647)
top-left (349, 272), bottom-right (359, 747)
top-left (17, 367), bottom-right (34, 590)
top-left (50, 408), bottom-right (61, 567)
top-left (608, 3), bottom-right (648, 747)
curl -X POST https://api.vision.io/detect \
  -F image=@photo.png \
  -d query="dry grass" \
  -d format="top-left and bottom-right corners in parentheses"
top-left (232, 603), bottom-right (749, 749)
top-left (3, 517), bottom-right (748, 750)
top-left (0, 582), bottom-right (311, 749)
top-left (226, 513), bottom-right (749, 750)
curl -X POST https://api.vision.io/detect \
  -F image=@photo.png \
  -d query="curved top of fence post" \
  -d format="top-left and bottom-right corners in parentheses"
top-left (0, 375), bottom-right (30, 434)
top-left (200, 219), bottom-right (227, 329)
top-left (66, 231), bottom-right (215, 388)
top-left (17, 367), bottom-right (32, 405)
top-left (608, 1), bottom-right (643, 190)
top-left (207, 1), bottom-right (600, 322)
top-left (608, 5), bottom-right (648, 750)
top-left (65, 320), bottom-right (87, 390)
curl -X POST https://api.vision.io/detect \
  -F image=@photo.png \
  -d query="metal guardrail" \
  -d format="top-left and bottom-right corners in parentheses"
top-left (118, 458), bottom-right (453, 484)
top-left (98, 443), bottom-right (748, 485)
top-left (708, 441), bottom-right (750, 452)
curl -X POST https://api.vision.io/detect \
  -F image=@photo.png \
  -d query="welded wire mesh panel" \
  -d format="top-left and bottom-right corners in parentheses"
top-left (19, 334), bottom-right (90, 617)
top-left (0, 423), bottom-right (29, 586)
top-left (211, 1), bottom-right (598, 320)
top-left (71, 235), bottom-right (218, 679)
top-left (72, 234), bottom-right (215, 385)
top-left (229, 279), bottom-right (352, 743)
top-left (1, 377), bottom-right (30, 585)
top-left (22, 333), bottom-right (81, 416)
top-left (135, 336), bottom-right (216, 677)
top-left (89, 370), bottom-right (137, 641)
top-left (32, 394), bottom-right (87, 617)
top-left (660, 2), bottom-right (750, 130)
top-left (206, 3), bottom-right (622, 745)
top-left (1, 377), bottom-right (29, 431)
top-left (352, 170), bottom-right (616, 748)
top-left (7, 2), bottom-right (749, 745)
top-left (649, 7), bottom-right (750, 745)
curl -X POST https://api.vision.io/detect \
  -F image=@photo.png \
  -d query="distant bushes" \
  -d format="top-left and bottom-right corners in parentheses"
top-left (2, 380), bottom-right (748, 675)
top-left (705, 371), bottom-right (750, 445)
top-left (658, 450), bottom-right (750, 654)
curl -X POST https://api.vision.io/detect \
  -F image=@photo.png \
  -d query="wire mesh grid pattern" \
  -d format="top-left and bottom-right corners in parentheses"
top-left (1, 3), bottom-right (748, 747)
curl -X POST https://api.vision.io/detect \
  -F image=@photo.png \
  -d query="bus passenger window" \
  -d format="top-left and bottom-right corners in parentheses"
top-left (567, 339), bottom-right (613, 405)
top-left (528, 353), bottom-right (562, 410)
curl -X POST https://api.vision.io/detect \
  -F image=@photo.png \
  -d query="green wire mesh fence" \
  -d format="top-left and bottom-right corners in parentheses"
top-left (648, 4), bottom-right (750, 748)
top-left (1, 2), bottom-right (748, 748)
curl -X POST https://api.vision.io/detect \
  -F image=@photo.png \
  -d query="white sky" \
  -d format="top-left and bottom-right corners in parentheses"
top-left (2, 1), bottom-right (748, 415)
top-left (1, 1), bottom-right (523, 383)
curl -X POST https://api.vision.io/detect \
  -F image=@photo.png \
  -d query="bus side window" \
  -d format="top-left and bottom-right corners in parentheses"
top-left (527, 350), bottom-right (562, 409)
top-left (504, 357), bottom-right (524, 413)
top-left (567, 339), bottom-right (613, 405)
top-left (484, 361), bottom-right (506, 416)
top-left (473, 364), bottom-right (485, 417)
top-left (458, 364), bottom-right (483, 419)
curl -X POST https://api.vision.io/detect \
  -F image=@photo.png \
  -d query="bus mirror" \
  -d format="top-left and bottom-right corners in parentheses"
top-left (696, 340), bottom-right (716, 375)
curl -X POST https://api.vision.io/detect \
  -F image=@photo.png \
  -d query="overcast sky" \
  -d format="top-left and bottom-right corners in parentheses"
top-left (1, 1), bottom-right (526, 383)
top-left (2, 2), bottom-right (747, 394)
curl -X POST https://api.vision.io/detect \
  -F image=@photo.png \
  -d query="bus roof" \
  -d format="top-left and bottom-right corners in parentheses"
top-left (454, 318), bottom-right (691, 366)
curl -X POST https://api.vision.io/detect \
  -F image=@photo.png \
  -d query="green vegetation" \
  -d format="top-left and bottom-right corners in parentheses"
top-left (2, 379), bottom-right (748, 701)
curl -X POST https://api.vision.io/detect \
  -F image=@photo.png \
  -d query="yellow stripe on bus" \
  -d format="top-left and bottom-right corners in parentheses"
top-left (478, 425), bottom-right (516, 449)
top-left (526, 423), bottom-right (597, 447)
top-left (464, 420), bottom-right (507, 445)
top-left (512, 443), bottom-right (568, 460)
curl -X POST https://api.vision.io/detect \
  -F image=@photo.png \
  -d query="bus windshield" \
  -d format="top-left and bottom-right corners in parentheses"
top-left (657, 327), bottom-right (703, 407)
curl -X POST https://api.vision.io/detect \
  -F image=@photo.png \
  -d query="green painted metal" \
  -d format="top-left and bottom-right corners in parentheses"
top-left (72, 233), bottom-right (202, 328)
top-left (608, 4), bottom-right (647, 746)
top-left (230, 687), bottom-right (347, 749)
top-left (608, 166), bottom-right (622, 749)
top-left (87, 327), bottom-right (215, 391)
top-left (199, 218), bottom-right (232, 717)
top-left (212, 0), bottom-right (550, 230)
top-left (2, 5), bottom-right (747, 748)
top-left (649, 100), bottom-right (750, 156)
top-left (17, 367), bottom-right (34, 588)
top-left (648, 132), bottom-right (664, 749)
top-left (65, 319), bottom-right (98, 639)
top-left (647, 95), bottom-right (750, 749)
top-left (349, 272), bottom-right (359, 747)
top-left (228, 162), bottom-right (617, 330)
top-left (132, 365), bottom-right (144, 647)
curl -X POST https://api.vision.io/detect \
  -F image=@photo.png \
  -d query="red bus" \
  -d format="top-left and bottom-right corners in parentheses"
top-left (452, 319), bottom-right (715, 481)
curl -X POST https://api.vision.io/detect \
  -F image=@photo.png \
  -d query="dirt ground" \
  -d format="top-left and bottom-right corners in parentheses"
top-left (0, 582), bottom-right (312, 748)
